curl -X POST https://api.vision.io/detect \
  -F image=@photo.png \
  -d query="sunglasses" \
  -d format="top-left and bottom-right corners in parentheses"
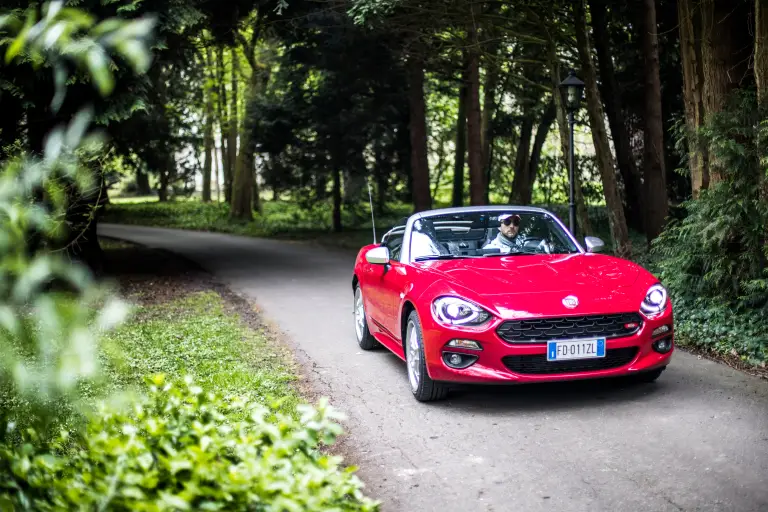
top-left (502, 215), bottom-right (521, 227)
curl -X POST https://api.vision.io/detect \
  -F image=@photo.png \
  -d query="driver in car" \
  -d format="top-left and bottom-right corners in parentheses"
top-left (483, 213), bottom-right (525, 253)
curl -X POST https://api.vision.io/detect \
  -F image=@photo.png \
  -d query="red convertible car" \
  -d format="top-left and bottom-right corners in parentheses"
top-left (352, 206), bottom-right (674, 402)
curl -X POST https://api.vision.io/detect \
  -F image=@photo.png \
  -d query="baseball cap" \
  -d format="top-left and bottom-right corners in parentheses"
top-left (498, 213), bottom-right (521, 226)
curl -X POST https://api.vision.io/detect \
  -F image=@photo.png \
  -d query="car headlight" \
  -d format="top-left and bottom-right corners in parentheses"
top-left (640, 284), bottom-right (668, 315)
top-left (432, 296), bottom-right (491, 326)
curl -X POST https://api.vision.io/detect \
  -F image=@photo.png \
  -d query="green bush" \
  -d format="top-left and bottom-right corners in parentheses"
top-left (651, 89), bottom-right (768, 365)
top-left (653, 90), bottom-right (768, 306)
top-left (0, 375), bottom-right (380, 511)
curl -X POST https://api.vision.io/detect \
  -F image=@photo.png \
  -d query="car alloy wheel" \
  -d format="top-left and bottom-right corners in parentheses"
top-left (354, 287), bottom-right (365, 341)
top-left (406, 320), bottom-right (421, 392)
top-left (353, 284), bottom-right (378, 350)
top-left (404, 311), bottom-right (449, 402)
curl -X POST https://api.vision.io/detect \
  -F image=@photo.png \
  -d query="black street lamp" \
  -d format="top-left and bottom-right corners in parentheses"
top-left (558, 69), bottom-right (585, 236)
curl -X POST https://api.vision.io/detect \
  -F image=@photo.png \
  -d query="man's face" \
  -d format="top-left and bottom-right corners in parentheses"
top-left (500, 215), bottom-right (520, 238)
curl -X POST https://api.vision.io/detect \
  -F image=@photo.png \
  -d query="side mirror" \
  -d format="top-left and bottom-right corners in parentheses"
top-left (365, 246), bottom-right (390, 265)
top-left (584, 236), bottom-right (606, 253)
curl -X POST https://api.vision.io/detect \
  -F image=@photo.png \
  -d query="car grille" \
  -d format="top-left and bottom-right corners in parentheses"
top-left (502, 347), bottom-right (639, 375)
top-left (496, 313), bottom-right (643, 344)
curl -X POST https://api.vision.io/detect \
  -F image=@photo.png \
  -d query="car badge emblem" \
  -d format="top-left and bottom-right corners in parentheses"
top-left (562, 295), bottom-right (579, 309)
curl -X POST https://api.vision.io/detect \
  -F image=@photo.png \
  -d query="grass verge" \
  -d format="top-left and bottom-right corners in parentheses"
top-left (101, 290), bottom-right (301, 415)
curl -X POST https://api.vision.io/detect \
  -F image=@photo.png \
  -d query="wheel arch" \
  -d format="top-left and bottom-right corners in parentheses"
top-left (400, 300), bottom-right (417, 345)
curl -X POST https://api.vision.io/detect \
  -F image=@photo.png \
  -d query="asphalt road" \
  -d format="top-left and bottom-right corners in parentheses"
top-left (99, 224), bottom-right (768, 512)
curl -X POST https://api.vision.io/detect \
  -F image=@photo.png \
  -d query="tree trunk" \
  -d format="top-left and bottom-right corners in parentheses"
top-left (202, 48), bottom-right (214, 203)
top-left (230, 56), bottom-right (253, 221)
top-left (757, 0), bottom-right (768, 105)
top-left (549, 43), bottom-right (592, 236)
top-left (332, 166), bottom-right (342, 232)
top-left (432, 140), bottom-right (446, 198)
top-left (252, 153), bottom-right (261, 214)
top-left (452, 67), bottom-right (468, 207)
top-left (527, 101), bottom-right (557, 201)
top-left (589, 0), bottom-right (644, 232)
top-left (213, 136), bottom-right (221, 202)
top-left (375, 140), bottom-right (388, 215)
top-left (136, 167), bottom-right (151, 196)
top-left (509, 115), bottom-right (534, 204)
top-left (228, 50), bottom-right (239, 205)
top-left (641, 0), bottom-right (668, 241)
top-left (158, 153), bottom-right (174, 202)
top-left (756, 0), bottom-right (768, 207)
top-left (701, 0), bottom-right (752, 186)
top-left (407, 55), bottom-right (432, 212)
top-left (678, 0), bottom-right (709, 197)
top-left (217, 46), bottom-right (231, 203)
top-left (466, 14), bottom-right (485, 206)
top-left (481, 49), bottom-right (499, 176)
top-left (574, 0), bottom-right (631, 258)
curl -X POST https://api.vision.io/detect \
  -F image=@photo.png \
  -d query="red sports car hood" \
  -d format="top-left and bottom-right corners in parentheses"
top-left (416, 253), bottom-right (649, 318)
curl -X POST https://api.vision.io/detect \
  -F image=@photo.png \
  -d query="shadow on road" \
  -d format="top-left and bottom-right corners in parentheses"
top-left (369, 346), bottom-right (672, 414)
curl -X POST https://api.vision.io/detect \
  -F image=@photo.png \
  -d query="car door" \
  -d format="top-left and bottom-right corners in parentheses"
top-left (359, 229), bottom-right (404, 333)
top-left (377, 259), bottom-right (411, 340)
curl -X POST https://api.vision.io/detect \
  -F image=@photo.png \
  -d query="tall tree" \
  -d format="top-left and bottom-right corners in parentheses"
top-left (466, 10), bottom-right (485, 205)
top-left (678, 0), bottom-right (709, 197)
top-left (700, 0), bottom-right (753, 185)
top-left (549, 42), bottom-right (592, 236)
top-left (452, 66), bottom-right (468, 207)
top-left (527, 101), bottom-right (557, 201)
top-left (589, 0), bottom-right (644, 232)
top-left (228, 47), bottom-right (240, 208)
top-left (202, 47), bottom-right (215, 203)
top-left (217, 46), bottom-right (232, 203)
top-left (756, 0), bottom-right (768, 204)
top-left (509, 115), bottom-right (534, 204)
top-left (229, 51), bottom-right (253, 220)
top-left (408, 53), bottom-right (432, 212)
top-left (758, 0), bottom-right (768, 105)
top-left (574, 0), bottom-right (631, 257)
top-left (641, 0), bottom-right (668, 240)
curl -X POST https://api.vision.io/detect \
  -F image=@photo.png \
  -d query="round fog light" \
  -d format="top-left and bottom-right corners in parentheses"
top-left (442, 351), bottom-right (478, 369)
top-left (652, 337), bottom-right (673, 354)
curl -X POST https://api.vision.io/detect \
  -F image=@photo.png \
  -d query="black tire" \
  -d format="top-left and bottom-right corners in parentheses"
top-left (353, 284), bottom-right (379, 350)
top-left (404, 311), bottom-right (449, 402)
top-left (635, 367), bottom-right (665, 383)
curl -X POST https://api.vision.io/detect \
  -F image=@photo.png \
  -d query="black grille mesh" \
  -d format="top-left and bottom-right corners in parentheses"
top-left (502, 347), bottom-right (639, 375)
top-left (496, 313), bottom-right (643, 344)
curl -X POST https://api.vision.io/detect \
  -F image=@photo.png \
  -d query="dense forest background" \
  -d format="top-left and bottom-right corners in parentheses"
top-left (1, 0), bottom-right (767, 366)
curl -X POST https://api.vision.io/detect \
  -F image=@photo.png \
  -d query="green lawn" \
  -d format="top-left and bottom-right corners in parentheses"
top-left (100, 291), bottom-right (301, 416)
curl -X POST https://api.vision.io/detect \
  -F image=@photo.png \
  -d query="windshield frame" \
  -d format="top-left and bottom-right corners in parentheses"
top-left (398, 206), bottom-right (584, 264)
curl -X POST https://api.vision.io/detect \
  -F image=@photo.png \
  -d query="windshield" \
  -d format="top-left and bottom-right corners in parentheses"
top-left (409, 210), bottom-right (580, 261)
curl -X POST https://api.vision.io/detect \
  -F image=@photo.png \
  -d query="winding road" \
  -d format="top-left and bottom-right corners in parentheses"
top-left (99, 224), bottom-right (768, 512)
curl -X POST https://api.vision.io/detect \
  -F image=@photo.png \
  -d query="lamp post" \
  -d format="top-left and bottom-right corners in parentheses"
top-left (558, 69), bottom-right (585, 236)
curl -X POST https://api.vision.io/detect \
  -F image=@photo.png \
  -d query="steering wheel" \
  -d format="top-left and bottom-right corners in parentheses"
top-left (522, 238), bottom-right (552, 254)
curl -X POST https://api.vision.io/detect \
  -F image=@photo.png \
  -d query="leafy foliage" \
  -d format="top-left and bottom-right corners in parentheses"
top-left (653, 90), bottom-right (768, 306)
top-left (0, 375), bottom-right (380, 511)
top-left (652, 89), bottom-right (768, 364)
top-left (0, 1), bottom-right (155, 438)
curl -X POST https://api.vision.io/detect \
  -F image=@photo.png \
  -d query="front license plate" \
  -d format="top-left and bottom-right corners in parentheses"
top-left (547, 339), bottom-right (606, 361)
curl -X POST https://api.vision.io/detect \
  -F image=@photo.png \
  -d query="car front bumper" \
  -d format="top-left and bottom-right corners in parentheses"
top-left (422, 309), bottom-right (674, 384)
